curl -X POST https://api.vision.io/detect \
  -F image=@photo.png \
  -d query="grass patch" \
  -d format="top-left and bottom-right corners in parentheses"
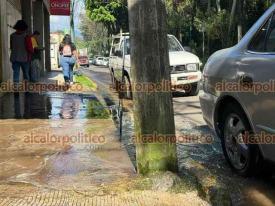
top-left (74, 74), bottom-right (97, 91)
top-left (86, 100), bottom-right (110, 119)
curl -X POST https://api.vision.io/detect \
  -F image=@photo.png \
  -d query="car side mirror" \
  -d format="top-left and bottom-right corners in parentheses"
top-left (184, 46), bottom-right (192, 52)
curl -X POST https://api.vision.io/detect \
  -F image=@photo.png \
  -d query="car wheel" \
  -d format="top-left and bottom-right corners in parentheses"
top-left (221, 103), bottom-right (260, 176)
top-left (122, 75), bottom-right (132, 100)
top-left (86, 64), bottom-right (89, 68)
top-left (186, 82), bottom-right (199, 96)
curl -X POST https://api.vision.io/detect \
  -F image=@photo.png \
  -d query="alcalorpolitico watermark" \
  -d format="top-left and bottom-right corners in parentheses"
top-left (238, 131), bottom-right (275, 145)
top-left (131, 132), bottom-right (214, 144)
top-left (24, 132), bottom-right (105, 146)
top-left (0, 80), bottom-right (83, 93)
top-left (110, 80), bottom-right (194, 93)
top-left (216, 80), bottom-right (275, 95)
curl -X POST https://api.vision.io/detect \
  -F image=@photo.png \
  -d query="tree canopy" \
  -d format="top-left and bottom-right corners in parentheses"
top-left (83, 0), bottom-right (275, 60)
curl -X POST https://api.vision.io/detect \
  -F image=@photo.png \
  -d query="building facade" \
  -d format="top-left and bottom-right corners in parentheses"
top-left (0, 0), bottom-right (51, 83)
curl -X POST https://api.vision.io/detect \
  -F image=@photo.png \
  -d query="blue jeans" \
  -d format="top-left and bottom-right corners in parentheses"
top-left (12, 61), bottom-right (30, 83)
top-left (60, 56), bottom-right (75, 83)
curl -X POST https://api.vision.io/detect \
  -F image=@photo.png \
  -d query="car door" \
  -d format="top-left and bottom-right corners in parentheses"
top-left (237, 12), bottom-right (275, 162)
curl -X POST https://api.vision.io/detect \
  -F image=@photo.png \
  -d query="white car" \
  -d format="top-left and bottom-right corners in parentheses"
top-left (109, 34), bottom-right (202, 98)
top-left (94, 57), bottom-right (104, 66)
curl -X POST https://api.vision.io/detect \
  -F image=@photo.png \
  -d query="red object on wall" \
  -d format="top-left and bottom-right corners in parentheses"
top-left (50, 0), bottom-right (71, 16)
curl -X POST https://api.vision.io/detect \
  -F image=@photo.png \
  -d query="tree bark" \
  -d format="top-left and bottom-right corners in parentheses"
top-left (128, 0), bottom-right (178, 175)
top-left (228, 0), bottom-right (237, 37)
top-left (237, 0), bottom-right (244, 42)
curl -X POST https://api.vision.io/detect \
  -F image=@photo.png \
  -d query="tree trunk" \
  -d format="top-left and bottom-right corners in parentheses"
top-left (228, 0), bottom-right (237, 36)
top-left (237, 0), bottom-right (244, 42)
top-left (128, 0), bottom-right (178, 175)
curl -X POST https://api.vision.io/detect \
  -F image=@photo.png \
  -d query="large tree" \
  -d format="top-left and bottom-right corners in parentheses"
top-left (128, 0), bottom-right (178, 174)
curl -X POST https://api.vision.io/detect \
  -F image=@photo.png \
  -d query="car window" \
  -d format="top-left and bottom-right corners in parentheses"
top-left (249, 15), bottom-right (271, 52)
top-left (119, 39), bottom-right (130, 55)
top-left (111, 38), bottom-right (120, 56)
top-left (266, 14), bottom-right (275, 52)
top-left (168, 36), bottom-right (184, 52)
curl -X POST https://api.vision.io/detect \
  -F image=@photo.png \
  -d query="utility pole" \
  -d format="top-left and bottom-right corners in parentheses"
top-left (70, 0), bottom-right (76, 42)
top-left (128, 0), bottom-right (178, 174)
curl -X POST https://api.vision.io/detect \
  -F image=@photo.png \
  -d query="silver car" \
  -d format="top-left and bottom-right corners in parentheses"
top-left (200, 5), bottom-right (275, 176)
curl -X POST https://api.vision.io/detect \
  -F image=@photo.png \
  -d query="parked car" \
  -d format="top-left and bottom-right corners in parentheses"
top-left (200, 5), bottom-right (275, 176)
top-left (78, 56), bottom-right (89, 67)
top-left (109, 33), bottom-right (202, 99)
top-left (94, 56), bottom-right (105, 66)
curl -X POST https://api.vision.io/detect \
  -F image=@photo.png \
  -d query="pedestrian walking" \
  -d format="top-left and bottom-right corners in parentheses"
top-left (30, 31), bottom-right (44, 82)
top-left (10, 20), bottom-right (32, 85)
top-left (59, 34), bottom-right (78, 85)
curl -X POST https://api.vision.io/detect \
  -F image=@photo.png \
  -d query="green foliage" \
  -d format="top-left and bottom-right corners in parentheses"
top-left (83, 0), bottom-right (274, 62)
top-left (165, 0), bottom-right (273, 62)
top-left (86, 100), bottom-right (110, 119)
top-left (84, 0), bottom-right (128, 35)
top-left (79, 13), bottom-right (111, 56)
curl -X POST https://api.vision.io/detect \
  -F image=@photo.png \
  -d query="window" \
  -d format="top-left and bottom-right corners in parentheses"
top-left (249, 17), bottom-right (271, 52)
top-left (168, 36), bottom-right (184, 52)
top-left (111, 38), bottom-right (120, 56)
top-left (266, 15), bottom-right (275, 52)
top-left (119, 39), bottom-right (130, 55)
top-left (248, 13), bottom-right (275, 53)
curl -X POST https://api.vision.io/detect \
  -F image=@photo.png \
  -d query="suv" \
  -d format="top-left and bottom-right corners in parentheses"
top-left (109, 33), bottom-right (202, 98)
top-left (200, 5), bottom-right (275, 176)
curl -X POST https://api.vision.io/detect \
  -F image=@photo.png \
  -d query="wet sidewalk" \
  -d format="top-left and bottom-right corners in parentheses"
top-left (0, 71), bottom-right (210, 206)
top-left (0, 73), bottom-right (136, 204)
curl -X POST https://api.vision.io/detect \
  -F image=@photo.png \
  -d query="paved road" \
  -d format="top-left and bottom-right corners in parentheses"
top-left (84, 65), bottom-right (275, 206)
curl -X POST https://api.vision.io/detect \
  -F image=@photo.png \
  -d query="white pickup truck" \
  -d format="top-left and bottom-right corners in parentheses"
top-left (109, 33), bottom-right (202, 98)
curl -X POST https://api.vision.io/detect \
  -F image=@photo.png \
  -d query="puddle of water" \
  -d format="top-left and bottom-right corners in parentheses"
top-left (0, 92), bottom-right (111, 120)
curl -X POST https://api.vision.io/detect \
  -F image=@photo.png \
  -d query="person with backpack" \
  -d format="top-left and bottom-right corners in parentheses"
top-left (59, 34), bottom-right (77, 85)
top-left (10, 20), bottom-right (32, 85)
